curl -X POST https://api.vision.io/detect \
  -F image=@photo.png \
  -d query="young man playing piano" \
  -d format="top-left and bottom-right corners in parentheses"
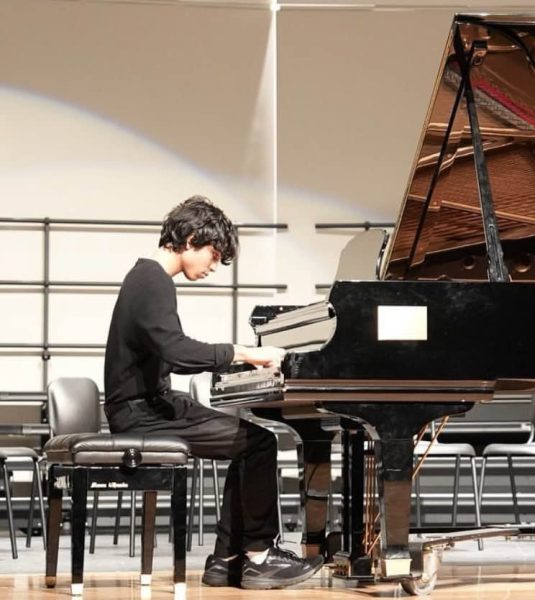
top-left (104, 196), bottom-right (323, 589)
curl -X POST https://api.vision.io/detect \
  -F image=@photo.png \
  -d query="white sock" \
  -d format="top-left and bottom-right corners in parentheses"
top-left (221, 555), bottom-right (238, 562)
top-left (247, 548), bottom-right (269, 564)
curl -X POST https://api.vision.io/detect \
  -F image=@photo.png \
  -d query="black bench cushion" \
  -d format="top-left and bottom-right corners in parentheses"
top-left (44, 433), bottom-right (189, 466)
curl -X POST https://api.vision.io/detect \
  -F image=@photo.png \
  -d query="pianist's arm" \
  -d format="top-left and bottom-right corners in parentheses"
top-left (232, 345), bottom-right (286, 368)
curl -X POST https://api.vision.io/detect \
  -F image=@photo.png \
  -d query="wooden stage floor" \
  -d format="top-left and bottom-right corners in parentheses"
top-left (2, 565), bottom-right (535, 599)
top-left (2, 533), bottom-right (535, 599)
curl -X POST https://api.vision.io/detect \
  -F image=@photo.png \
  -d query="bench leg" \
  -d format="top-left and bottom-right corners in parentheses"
top-left (129, 491), bottom-right (136, 557)
top-left (113, 491), bottom-right (123, 545)
top-left (45, 469), bottom-right (63, 588)
top-left (141, 491), bottom-right (157, 585)
top-left (172, 466), bottom-right (187, 596)
top-left (186, 457), bottom-right (199, 551)
top-left (71, 469), bottom-right (88, 596)
top-left (89, 491), bottom-right (99, 554)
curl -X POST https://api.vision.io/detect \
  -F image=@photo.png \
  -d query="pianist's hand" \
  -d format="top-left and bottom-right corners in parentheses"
top-left (232, 345), bottom-right (286, 368)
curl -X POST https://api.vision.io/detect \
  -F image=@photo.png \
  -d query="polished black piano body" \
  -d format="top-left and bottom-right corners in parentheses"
top-left (212, 13), bottom-right (535, 583)
top-left (283, 280), bottom-right (535, 383)
top-left (216, 280), bottom-right (535, 578)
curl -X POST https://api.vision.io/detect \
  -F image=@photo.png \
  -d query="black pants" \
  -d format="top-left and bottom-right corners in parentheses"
top-left (105, 392), bottom-right (279, 556)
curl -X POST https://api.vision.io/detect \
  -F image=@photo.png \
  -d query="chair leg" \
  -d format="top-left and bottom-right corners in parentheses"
top-left (141, 491), bottom-right (157, 586)
top-left (478, 457), bottom-right (487, 517)
top-left (113, 491), bottom-right (123, 545)
top-left (198, 459), bottom-right (204, 546)
top-left (212, 460), bottom-right (221, 522)
top-left (71, 468), bottom-right (89, 596)
top-left (507, 455), bottom-right (521, 523)
top-left (171, 466), bottom-right (188, 596)
top-left (452, 456), bottom-right (461, 526)
top-left (276, 466), bottom-right (284, 542)
top-left (1, 461), bottom-right (18, 558)
top-left (414, 469), bottom-right (422, 528)
top-left (26, 459), bottom-right (47, 549)
top-left (35, 459), bottom-right (47, 549)
top-left (45, 469), bottom-right (63, 588)
top-left (89, 491), bottom-right (99, 554)
top-left (470, 457), bottom-right (484, 550)
top-left (26, 465), bottom-right (37, 548)
top-left (186, 457), bottom-right (199, 551)
top-left (295, 440), bottom-right (306, 534)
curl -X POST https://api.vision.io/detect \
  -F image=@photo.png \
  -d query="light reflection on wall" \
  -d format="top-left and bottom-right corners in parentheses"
top-left (0, 86), bottom-right (260, 222)
top-left (0, 85), bottom-right (279, 393)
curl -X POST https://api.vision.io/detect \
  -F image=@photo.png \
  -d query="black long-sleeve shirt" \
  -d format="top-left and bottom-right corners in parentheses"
top-left (104, 258), bottom-right (234, 410)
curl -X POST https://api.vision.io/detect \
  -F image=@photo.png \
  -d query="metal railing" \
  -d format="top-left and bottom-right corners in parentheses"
top-left (0, 216), bottom-right (289, 388)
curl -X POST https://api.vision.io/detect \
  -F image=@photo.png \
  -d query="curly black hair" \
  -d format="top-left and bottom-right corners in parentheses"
top-left (158, 196), bottom-right (239, 265)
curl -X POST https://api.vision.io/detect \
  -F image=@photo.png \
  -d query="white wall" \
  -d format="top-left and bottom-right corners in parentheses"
top-left (0, 0), bottom-right (531, 393)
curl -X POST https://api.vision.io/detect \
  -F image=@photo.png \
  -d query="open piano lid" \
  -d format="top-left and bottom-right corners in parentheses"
top-left (381, 14), bottom-right (535, 282)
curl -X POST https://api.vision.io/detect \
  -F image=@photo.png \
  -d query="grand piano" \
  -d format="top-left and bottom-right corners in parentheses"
top-left (211, 13), bottom-right (535, 591)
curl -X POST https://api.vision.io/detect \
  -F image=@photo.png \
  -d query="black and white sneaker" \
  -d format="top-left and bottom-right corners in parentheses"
top-left (201, 554), bottom-right (242, 587)
top-left (241, 545), bottom-right (324, 590)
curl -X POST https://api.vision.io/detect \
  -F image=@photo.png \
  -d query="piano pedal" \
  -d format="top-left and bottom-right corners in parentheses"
top-left (331, 552), bottom-right (374, 582)
top-left (283, 520), bottom-right (298, 532)
top-left (324, 531), bottom-right (342, 562)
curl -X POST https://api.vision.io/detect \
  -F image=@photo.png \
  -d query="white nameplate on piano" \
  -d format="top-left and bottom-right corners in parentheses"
top-left (377, 306), bottom-right (427, 341)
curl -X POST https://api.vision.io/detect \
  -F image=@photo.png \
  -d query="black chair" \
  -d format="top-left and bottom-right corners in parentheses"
top-left (0, 446), bottom-right (47, 558)
top-left (43, 377), bottom-right (189, 596)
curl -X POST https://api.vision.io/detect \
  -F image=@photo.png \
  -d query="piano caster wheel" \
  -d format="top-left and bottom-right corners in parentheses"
top-left (400, 551), bottom-right (440, 596)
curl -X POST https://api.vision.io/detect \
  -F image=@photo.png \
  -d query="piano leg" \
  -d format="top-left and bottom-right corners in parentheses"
top-left (334, 424), bottom-right (373, 579)
top-left (374, 436), bottom-right (414, 577)
top-left (297, 427), bottom-right (334, 557)
top-left (324, 402), bottom-right (472, 580)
